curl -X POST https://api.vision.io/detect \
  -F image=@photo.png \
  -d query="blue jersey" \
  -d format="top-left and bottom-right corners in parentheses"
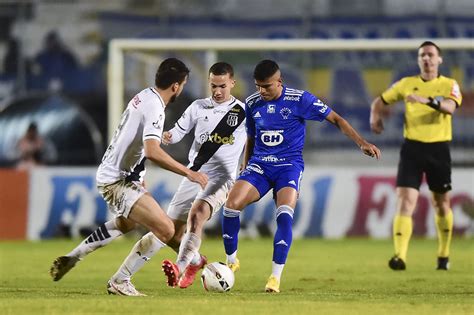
top-left (245, 86), bottom-right (331, 166)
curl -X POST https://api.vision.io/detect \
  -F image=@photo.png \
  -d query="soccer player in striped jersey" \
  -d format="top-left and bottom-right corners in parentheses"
top-left (370, 41), bottom-right (462, 271)
top-left (49, 58), bottom-right (208, 296)
top-left (110, 62), bottom-right (246, 291)
top-left (222, 60), bottom-right (381, 293)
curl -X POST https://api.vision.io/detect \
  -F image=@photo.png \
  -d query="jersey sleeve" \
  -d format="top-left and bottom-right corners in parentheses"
top-left (447, 79), bottom-right (462, 107)
top-left (245, 102), bottom-right (256, 138)
top-left (142, 98), bottom-right (165, 142)
top-left (381, 79), bottom-right (404, 105)
top-left (168, 102), bottom-right (196, 144)
top-left (297, 91), bottom-right (331, 121)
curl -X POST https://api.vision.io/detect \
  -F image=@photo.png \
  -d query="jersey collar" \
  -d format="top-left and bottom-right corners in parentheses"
top-left (151, 87), bottom-right (166, 109)
top-left (209, 96), bottom-right (235, 107)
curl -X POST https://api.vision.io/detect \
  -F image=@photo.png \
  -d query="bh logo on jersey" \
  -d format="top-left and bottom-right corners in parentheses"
top-left (261, 130), bottom-right (284, 146)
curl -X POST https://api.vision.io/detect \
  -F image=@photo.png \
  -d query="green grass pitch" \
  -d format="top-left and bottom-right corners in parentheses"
top-left (1, 238), bottom-right (473, 315)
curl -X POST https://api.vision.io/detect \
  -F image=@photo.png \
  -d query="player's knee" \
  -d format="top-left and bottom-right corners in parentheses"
top-left (150, 218), bottom-right (175, 242)
top-left (224, 199), bottom-right (243, 211)
top-left (115, 217), bottom-right (136, 233)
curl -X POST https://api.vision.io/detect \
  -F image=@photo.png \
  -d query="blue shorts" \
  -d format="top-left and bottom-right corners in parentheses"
top-left (238, 158), bottom-right (304, 199)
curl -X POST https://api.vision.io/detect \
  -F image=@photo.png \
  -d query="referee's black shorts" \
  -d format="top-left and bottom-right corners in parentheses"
top-left (396, 139), bottom-right (452, 193)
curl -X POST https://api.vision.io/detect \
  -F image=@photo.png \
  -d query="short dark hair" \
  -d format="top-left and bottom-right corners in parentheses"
top-left (419, 41), bottom-right (442, 56)
top-left (209, 62), bottom-right (234, 78)
top-left (155, 58), bottom-right (190, 89)
top-left (253, 60), bottom-right (280, 81)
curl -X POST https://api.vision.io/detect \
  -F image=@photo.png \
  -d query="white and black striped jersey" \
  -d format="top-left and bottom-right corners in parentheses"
top-left (96, 87), bottom-right (165, 184)
top-left (168, 96), bottom-right (246, 179)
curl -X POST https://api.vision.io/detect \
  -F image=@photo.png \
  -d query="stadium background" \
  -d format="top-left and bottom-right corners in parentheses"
top-left (0, 0), bottom-right (473, 241)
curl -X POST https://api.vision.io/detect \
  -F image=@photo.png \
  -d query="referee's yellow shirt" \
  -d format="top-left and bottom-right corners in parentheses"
top-left (381, 75), bottom-right (462, 143)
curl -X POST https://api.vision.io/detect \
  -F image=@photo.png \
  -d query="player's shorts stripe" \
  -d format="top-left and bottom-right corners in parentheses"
top-left (99, 223), bottom-right (111, 239)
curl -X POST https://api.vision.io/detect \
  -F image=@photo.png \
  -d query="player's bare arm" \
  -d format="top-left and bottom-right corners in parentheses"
top-left (241, 137), bottom-right (255, 169)
top-left (144, 139), bottom-right (208, 188)
top-left (406, 94), bottom-right (457, 115)
top-left (370, 96), bottom-right (386, 134)
top-left (326, 110), bottom-right (381, 159)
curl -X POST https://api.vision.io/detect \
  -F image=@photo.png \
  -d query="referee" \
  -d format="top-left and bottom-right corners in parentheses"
top-left (370, 41), bottom-right (462, 271)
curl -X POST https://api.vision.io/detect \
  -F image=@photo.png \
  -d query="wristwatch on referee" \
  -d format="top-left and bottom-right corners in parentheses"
top-left (427, 97), bottom-right (441, 110)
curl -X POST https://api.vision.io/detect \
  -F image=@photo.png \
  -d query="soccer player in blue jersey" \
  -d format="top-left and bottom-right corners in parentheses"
top-left (222, 60), bottom-right (381, 293)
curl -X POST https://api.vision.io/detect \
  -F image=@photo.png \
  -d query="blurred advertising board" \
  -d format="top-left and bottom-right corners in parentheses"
top-left (0, 166), bottom-right (472, 240)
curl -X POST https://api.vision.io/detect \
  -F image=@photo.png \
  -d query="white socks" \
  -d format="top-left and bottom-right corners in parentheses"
top-left (112, 232), bottom-right (167, 282)
top-left (67, 220), bottom-right (123, 259)
top-left (176, 232), bottom-right (201, 273)
top-left (226, 251), bottom-right (238, 264)
top-left (271, 262), bottom-right (284, 281)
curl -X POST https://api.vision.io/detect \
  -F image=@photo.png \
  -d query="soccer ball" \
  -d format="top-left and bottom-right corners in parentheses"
top-left (201, 262), bottom-right (234, 292)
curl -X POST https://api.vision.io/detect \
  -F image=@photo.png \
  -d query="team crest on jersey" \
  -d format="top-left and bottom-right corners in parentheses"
top-left (227, 113), bottom-right (239, 127)
top-left (267, 104), bottom-right (276, 114)
top-left (280, 107), bottom-right (292, 119)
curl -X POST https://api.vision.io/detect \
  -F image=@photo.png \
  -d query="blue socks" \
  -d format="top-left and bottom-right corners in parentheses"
top-left (223, 204), bottom-right (294, 266)
top-left (222, 207), bottom-right (241, 256)
top-left (273, 205), bottom-right (294, 264)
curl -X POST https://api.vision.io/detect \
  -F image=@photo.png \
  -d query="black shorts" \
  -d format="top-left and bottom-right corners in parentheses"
top-left (396, 139), bottom-right (452, 193)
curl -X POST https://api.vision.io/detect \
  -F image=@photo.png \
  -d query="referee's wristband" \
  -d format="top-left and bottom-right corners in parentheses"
top-left (427, 97), bottom-right (441, 110)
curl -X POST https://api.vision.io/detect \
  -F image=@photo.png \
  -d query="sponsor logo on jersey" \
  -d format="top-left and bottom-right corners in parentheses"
top-left (267, 104), bottom-right (276, 113)
top-left (199, 132), bottom-right (209, 144)
top-left (288, 180), bottom-right (296, 185)
top-left (213, 109), bottom-right (227, 114)
top-left (280, 107), bottom-right (292, 119)
top-left (283, 95), bottom-right (300, 101)
top-left (313, 99), bottom-right (328, 114)
top-left (261, 130), bottom-right (284, 146)
top-left (260, 155), bottom-right (282, 162)
top-left (209, 133), bottom-right (235, 145)
top-left (152, 114), bottom-right (163, 129)
top-left (226, 113), bottom-right (239, 127)
top-left (254, 111), bottom-right (262, 118)
top-left (230, 107), bottom-right (241, 113)
top-left (246, 163), bottom-right (264, 174)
